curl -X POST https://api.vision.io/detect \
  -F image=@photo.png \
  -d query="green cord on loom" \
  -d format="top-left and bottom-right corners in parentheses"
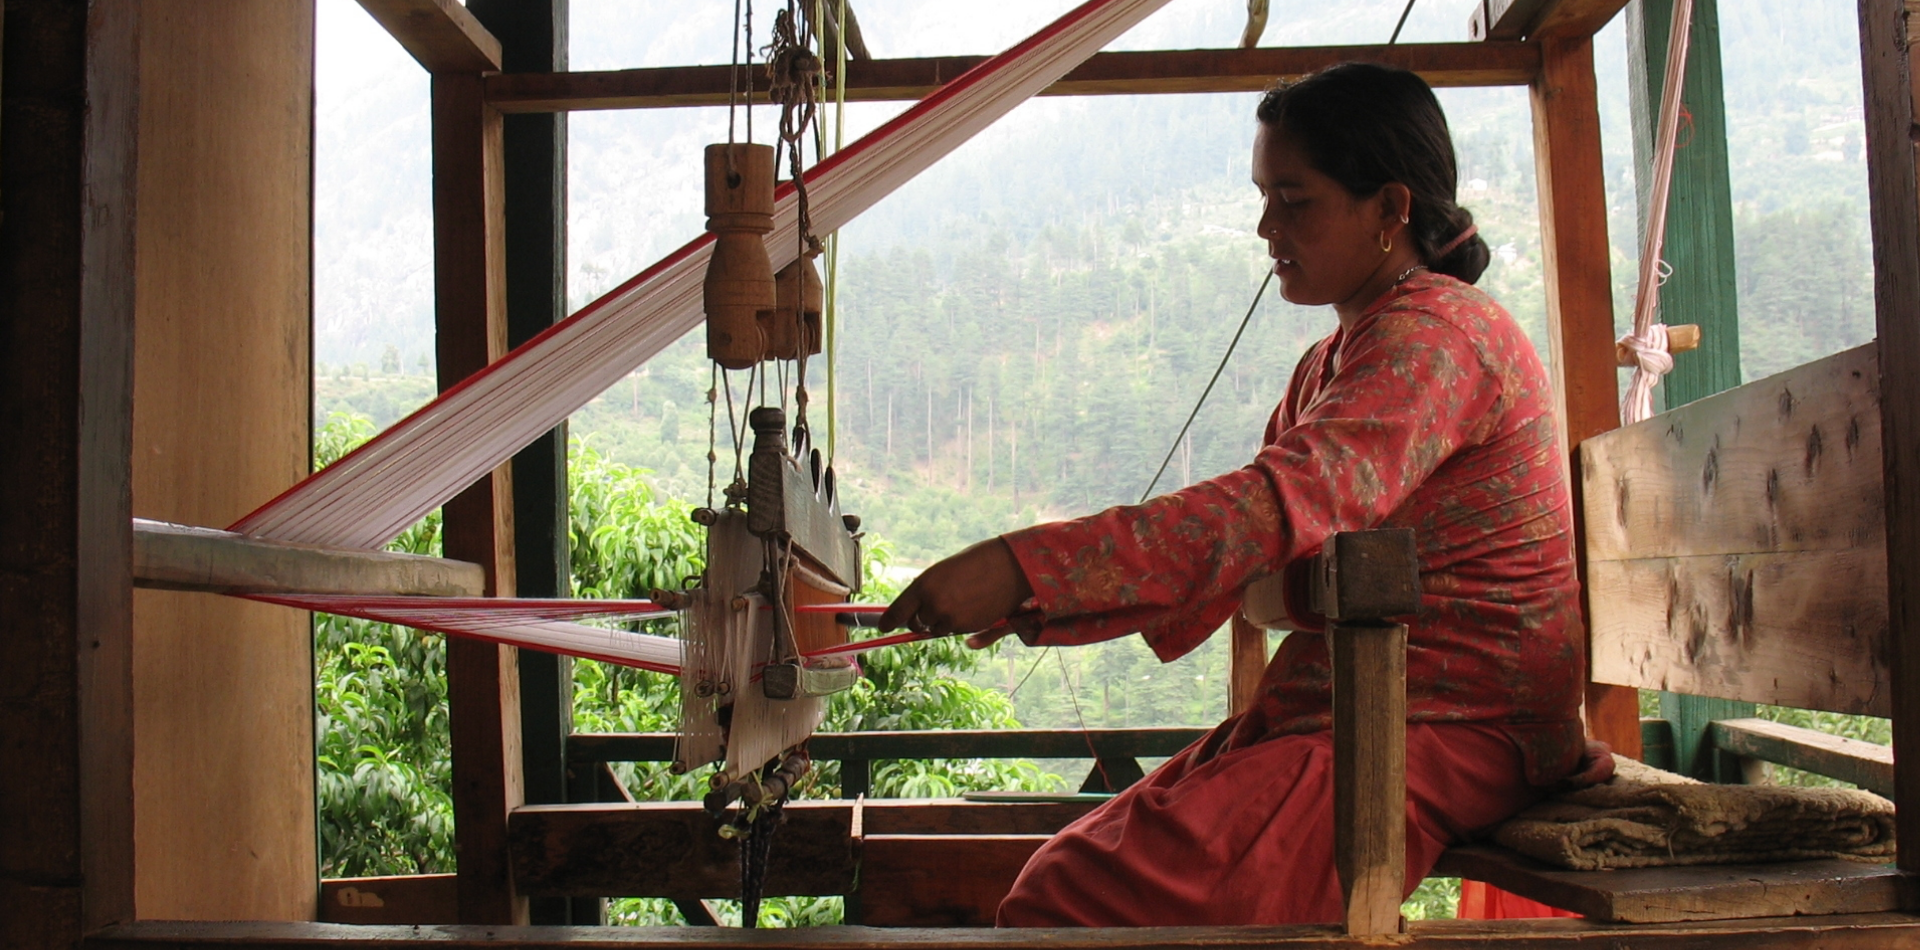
top-left (811, 0), bottom-right (851, 462)
top-left (1138, 270), bottom-right (1273, 504)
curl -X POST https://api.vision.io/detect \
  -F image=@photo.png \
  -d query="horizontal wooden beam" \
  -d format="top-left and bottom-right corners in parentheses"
top-left (857, 835), bottom-right (1049, 927)
top-left (82, 912), bottom-right (1920, 947)
top-left (1711, 718), bottom-right (1896, 795)
top-left (508, 799), bottom-right (1100, 899)
top-left (485, 43), bottom-right (1541, 113)
top-left (320, 875), bottom-right (458, 925)
top-left (1435, 844), bottom-right (1917, 923)
top-left (567, 727), bottom-right (1207, 764)
top-left (1470, 0), bottom-right (1553, 41)
top-left (133, 518), bottom-right (485, 596)
top-left (1469, 0), bottom-right (1626, 41)
top-left (1529, 0), bottom-right (1632, 40)
top-left (355, 0), bottom-right (502, 74)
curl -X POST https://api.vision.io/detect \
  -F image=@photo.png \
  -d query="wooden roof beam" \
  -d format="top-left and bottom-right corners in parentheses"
top-left (485, 42), bottom-right (1541, 113)
top-left (355, 0), bottom-right (502, 74)
top-left (1469, 0), bottom-right (1630, 42)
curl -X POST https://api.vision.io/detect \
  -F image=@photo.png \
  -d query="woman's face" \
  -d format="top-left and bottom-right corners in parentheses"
top-left (1252, 123), bottom-right (1405, 309)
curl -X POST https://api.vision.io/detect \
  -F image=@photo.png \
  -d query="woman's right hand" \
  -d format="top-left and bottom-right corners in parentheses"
top-left (878, 537), bottom-right (1034, 646)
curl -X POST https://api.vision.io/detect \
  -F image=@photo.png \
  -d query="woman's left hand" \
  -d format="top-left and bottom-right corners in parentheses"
top-left (878, 537), bottom-right (1033, 646)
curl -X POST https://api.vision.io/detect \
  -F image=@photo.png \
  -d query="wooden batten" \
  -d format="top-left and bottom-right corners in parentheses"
top-left (1581, 343), bottom-right (1889, 715)
top-left (485, 43), bottom-right (1542, 113)
top-left (132, 519), bottom-right (484, 596)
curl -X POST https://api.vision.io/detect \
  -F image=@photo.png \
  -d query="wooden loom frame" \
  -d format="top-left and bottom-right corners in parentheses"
top-left (58, 0), bottom-right (1920, 944)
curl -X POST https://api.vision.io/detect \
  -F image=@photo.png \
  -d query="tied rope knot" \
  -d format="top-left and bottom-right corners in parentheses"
top-left (1618, 323), bottom-right (1673, 426)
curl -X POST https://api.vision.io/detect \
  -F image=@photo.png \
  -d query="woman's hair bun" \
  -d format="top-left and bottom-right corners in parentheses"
top-left (1431, 206), bottom-right (1490, 284)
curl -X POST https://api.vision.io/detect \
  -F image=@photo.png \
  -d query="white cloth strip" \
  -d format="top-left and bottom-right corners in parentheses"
top-left (232, 0), bottom-right (1174, 550)
top-left (1620, 0), bottom-right (1695, 426)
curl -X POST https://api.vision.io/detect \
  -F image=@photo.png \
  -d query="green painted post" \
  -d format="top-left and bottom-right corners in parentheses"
top-left (1627, 0), bottom-right (1754, 781)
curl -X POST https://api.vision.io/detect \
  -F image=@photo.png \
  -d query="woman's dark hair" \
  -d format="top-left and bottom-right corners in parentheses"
top-left (1256, 62), bottom-right (1490, 284)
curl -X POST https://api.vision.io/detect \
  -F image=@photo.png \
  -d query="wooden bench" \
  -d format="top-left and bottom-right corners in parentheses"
top-left (1419, 341), bottom-right (1914, 924)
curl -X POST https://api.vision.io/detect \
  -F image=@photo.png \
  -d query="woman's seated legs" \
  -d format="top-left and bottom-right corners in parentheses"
top-left (996, 721), bottom-right (1539, 927)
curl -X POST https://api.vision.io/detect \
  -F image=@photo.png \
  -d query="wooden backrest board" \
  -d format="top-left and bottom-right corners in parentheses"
top-left (1580, 342), bottom-right (1889, 716)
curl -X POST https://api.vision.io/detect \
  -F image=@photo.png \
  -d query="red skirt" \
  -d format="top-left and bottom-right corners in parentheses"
top-left (997, 720), bottom-right (1541, 926)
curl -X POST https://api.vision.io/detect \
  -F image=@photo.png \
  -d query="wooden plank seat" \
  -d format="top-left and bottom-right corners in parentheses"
top-left (1435, 846), bottom-right (1913, 924)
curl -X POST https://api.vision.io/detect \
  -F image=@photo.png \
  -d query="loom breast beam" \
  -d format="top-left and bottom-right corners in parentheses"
top-left (132, 518), bottom-right (483, 596)
top-left (229, 0), bottom-right (1175, 551)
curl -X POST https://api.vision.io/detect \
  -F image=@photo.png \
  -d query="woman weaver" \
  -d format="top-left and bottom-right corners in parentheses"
top-left (878, 62), bottom-right (1595, 926)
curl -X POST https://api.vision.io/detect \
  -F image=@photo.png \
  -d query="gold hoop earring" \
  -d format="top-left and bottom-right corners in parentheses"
top-left (1379, 231), bottom-right (1393, 253)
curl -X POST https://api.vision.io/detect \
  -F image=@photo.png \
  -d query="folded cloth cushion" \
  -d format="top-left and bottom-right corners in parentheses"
top-left (1491, 755), bottom-right (1896, 870)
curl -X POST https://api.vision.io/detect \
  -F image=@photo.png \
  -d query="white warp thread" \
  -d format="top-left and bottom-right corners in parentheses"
top-left (232, 0), bottom-right (1174, 551)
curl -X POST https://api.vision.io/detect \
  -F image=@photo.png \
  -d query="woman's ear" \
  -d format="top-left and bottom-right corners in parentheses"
top-left (1379, 182), bottom-right (1414, 236)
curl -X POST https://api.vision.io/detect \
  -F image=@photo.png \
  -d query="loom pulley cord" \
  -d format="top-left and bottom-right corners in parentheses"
top-left (1619, 0), bottom-right (1697, 425)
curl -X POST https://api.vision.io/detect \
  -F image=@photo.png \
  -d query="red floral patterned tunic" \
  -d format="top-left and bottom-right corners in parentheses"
top-left (1001, 272), bottom-right (1586, 785)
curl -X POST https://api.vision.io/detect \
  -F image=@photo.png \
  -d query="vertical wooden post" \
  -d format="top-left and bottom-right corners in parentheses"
top-left (2, 1), bottom-right (139, 941)
top-left (1331, 621), bottom-right (1407, 936)
top-left (1228, 615), bottom-right (1267, 716)
top-left (432, 71), bottom-right (526, 925)
top-left (1856, 0), bottom-right (1920, 873)
top-left (78, 0), bottom-right (143, 931)
top-left (1627, 0), bottom-right (1754, 782)
top-left (1530, 34), bottom-right (1643, 760)
top-left (466, 0), bottom-right (576, 925)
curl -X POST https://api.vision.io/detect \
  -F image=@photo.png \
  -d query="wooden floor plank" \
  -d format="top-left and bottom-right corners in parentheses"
top-left (83, 913), bottom-right (1920, 948)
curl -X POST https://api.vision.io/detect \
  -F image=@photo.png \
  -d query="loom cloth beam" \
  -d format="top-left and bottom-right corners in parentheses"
top-left (230, 0), bottom-right (1175, 552)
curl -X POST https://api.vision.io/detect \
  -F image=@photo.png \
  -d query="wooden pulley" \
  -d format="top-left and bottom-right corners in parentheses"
top-left (762, 255), bottom-right (824, 360)
top-left (704, 143), bottom-right (777, 369)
